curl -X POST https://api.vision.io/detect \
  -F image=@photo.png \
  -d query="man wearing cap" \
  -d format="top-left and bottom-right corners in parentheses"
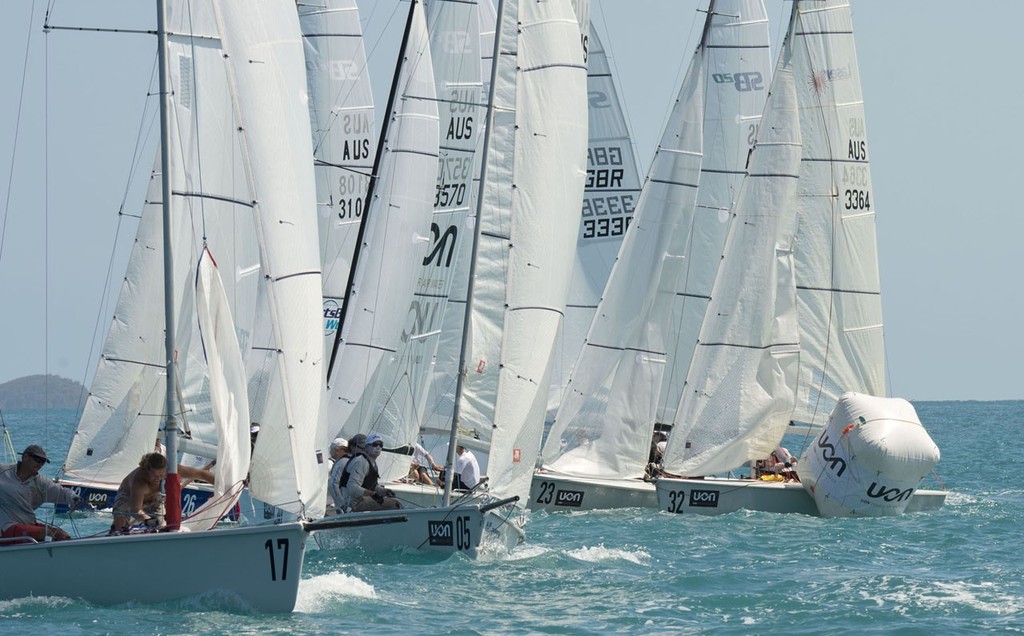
top-left (338, 433), bottom-right (400, 512)
top-left (326, 436), bottom-right (352, 514)
top-left (0, 445), bottom-right (83, 541)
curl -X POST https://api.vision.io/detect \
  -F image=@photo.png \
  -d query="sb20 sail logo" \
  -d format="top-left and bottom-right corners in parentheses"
top-left (712, 71), bottom-right (764, 92)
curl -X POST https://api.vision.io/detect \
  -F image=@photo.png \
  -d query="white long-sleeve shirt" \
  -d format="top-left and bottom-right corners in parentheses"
top-left (0, 463), bottom-right (79, 531)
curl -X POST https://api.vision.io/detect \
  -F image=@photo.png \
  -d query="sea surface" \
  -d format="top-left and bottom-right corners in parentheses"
top-left (1, 400), bottom-right (1020, 634)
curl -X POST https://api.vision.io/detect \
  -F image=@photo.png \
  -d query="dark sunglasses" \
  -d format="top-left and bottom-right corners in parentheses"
top-left (26, 454), bottom-right (48, 464)
top-left (370, 442), bottom-right (384, 447)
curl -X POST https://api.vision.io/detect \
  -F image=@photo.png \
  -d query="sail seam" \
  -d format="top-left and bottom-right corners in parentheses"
top-left (170, 190), bottom-right (254, 207)
top-left (797, 285), bottom-right (880, 296)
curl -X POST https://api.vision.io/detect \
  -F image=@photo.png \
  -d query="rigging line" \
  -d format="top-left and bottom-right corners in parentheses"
top-left (0, 1), bottom-right (39, 267)
top-left (45, 3), bottom-right (51, 424)
top-left (80, 56), bottom-right (162, 415)
top-left (182, 1), bottom-right (210, 242)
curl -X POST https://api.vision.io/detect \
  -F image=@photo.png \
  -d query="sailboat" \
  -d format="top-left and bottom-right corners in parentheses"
top-left (441, 0), bottom-right (588, 534)
top-left (300, 0), bottom-right (511, 559)
top-left (531, 0), bottom-right (772, 512)
top-left (0, 0), bottom-right (331, 610)
top-left (385, 0), bottom-right (588, 546)
top-left (654, 0), bottom-right (945, 517)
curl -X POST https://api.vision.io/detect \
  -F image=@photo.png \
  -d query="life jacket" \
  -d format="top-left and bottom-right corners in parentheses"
top-left (339, 452), bottom-right (379, 491)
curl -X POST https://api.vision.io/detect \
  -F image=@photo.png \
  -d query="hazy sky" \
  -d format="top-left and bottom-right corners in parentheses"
top-left (0, 1), bottom-right (1020, 401)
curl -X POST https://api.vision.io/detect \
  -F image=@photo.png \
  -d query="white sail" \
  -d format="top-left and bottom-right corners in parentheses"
top-left (326, 0), bottom-right (439, 442)
top-left (458, 0), bottom-right (588, 501)
top-left (788, 0), bottom-right (886, 427)
top-left (542, 0), bottom-right (771, 480)
top-left (220, 1), bottom-right (327, 518)
top-left (655, 1), bottom-right (772, 425)
top-left (65, 2), bottom-right (261, 486)
top-left (661, 4), bottom-right (802, 478)
top-left (547, 24), bottom-right (643, 420)
top-left (420, 0), bottom-right (497, 442)
top-left (181, 248), bottom-right (250, 530)
top-left (297, 0), bottom-right (377, 372)
top-left (347, 0), bottom-right (481, 483)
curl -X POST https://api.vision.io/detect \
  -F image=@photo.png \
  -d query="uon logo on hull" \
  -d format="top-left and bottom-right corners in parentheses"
top-left (427, 520), bottom-right (454, 546)
top-left (689, 489), bottom-right (719, 508)
top-left (554, 490), bottom-right (585, 508)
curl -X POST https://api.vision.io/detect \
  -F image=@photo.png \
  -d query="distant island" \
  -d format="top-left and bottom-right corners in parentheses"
top-left (0, 374), bottom-right (87, 410)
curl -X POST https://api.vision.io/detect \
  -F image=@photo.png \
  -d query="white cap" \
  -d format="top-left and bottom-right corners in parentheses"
top-left (330, 437), bottom-right (348, 452)
top-left (366, 432), bottom-right (384, 447)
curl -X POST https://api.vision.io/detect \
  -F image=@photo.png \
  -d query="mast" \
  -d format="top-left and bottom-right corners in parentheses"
top-left (326, 0), bottom-right (420, 380)
top-left (443, 0), bottom-right (505, 507)
top-left (156, 0), bottom-right (181, 529)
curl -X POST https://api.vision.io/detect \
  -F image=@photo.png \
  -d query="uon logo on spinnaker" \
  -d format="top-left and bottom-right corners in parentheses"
top-left (554, 489), bottom-right (585, 508)
top-left (427, 520), bottom-right (454, 546)
top-left (688, 489), bottom-right (719, 508)
top-left (323, 299), bottom-right (341, 336)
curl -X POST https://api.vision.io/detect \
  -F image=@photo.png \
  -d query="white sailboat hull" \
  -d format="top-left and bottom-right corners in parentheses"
top-left (528, 472), bottom-right (657, 512)
top-left (307, 506), bottom-right (487, 558)
top-left (382, 483), bottom-right (526, 554)
top-left (0, 523), bottom-right (307, 611)
top-left (654, 477), bottom-right (946, 516)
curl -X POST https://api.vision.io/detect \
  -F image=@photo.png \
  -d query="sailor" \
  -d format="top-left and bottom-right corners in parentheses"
top-left (759, 446), bottom-right (799, 481)
top-left (327, 435), bottom-right (358, 513)
top-left (452, 444), bottom-right (481, 490)
top-left (0, 445), bottom-right (84, 542)
top-left (338, 433), bottom-right (400, 512)
top-left (408, 441), bottom-right (443, 485)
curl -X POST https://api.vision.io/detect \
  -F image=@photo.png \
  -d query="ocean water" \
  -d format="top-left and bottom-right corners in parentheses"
top-left (1, 400), bottom-right (1021, 634)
